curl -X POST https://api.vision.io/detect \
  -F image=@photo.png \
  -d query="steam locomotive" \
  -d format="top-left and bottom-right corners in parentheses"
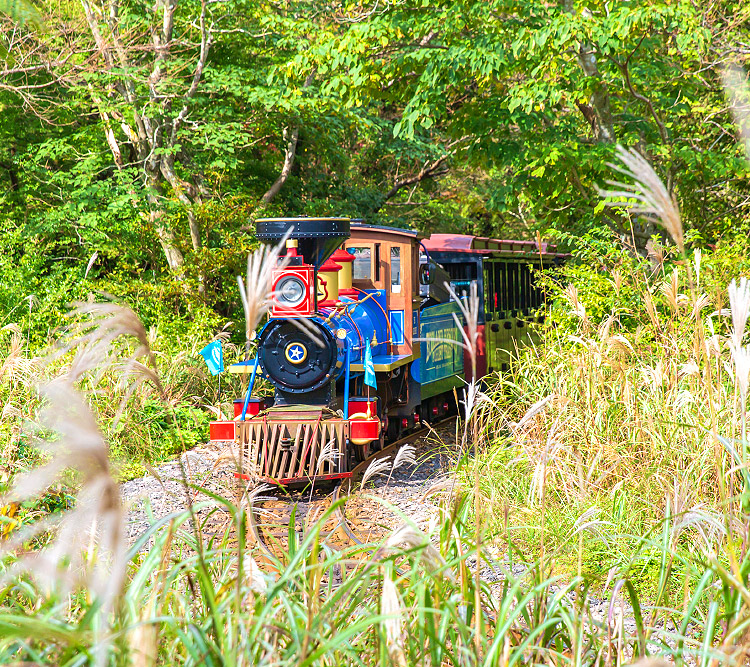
top-left (210, 217), bottom-right (565, 486)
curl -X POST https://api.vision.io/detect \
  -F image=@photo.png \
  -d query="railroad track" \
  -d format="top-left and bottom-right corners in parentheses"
top-left (247, 418), bottom-right (454, 563)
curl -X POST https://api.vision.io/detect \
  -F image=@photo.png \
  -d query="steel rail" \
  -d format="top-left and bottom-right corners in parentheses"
top-left (249, 417), bottom-right (455, 557)
top-left (333, 417), bottom-right (456, 544)
top-left (248, 484), bottom-right (342, 560)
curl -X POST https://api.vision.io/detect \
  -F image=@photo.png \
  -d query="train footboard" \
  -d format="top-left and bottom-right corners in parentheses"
top-left (238, 410), bottom-right (350, 485)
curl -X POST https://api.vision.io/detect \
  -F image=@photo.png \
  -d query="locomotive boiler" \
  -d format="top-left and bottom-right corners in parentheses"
top-left (210, 217), bottom-right (565, 486)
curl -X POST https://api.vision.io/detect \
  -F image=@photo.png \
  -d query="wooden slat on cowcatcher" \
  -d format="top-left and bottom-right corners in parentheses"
top-left (237, 408), bottom-right (350, 485)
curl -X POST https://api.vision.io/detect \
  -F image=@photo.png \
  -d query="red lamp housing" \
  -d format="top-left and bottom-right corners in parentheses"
top-left (271, 265), bottom-right (315, 317)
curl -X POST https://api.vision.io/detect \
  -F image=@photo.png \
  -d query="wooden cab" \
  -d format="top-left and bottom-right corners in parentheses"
top-left (344, 223), bottom-right (422, 359)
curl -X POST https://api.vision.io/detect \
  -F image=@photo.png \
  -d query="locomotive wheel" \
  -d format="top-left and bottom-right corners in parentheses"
top-left (353, 442), bottom-right (370, 462)
top-left (386, 419), bottom-right (402, 443)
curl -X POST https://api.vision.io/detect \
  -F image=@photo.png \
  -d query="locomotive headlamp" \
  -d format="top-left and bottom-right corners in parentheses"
top-left (277, 275), bottom-right (306, 307)
top-left (336, 328), bottom-right (347, 340)
top-left (271, 265), bottom-right (314, 317)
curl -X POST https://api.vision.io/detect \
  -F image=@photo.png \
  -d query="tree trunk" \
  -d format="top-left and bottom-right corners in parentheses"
top-left (561, 0), bottom-right (615, 143)
top-left (260, 126), bottom-right (301, 205)
top-left (146, 174), bottom-right (185, 270)
top-left (577, 46), bottom-right (615, 143)
top-left (151, 211), bottom-right (185, 271)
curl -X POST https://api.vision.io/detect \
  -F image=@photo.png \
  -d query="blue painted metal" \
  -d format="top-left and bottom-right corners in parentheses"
top-left (240, 356), bottom-right (260, 421)
top-left (410, 357), bottom-right (421, 383)
top-left (389, 310), bottom-right (405, 345)
top-left (317, 291), bottom-right (389, 377)
top-left (343, 339), bottom-right (351, 419)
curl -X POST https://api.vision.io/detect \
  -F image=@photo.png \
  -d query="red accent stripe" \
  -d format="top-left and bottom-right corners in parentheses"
top-left (233, 472), bottom-right (353, 484)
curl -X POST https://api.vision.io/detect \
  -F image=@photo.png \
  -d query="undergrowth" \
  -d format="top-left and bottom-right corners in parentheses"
top-left (463, 232), bottom-right (750, 596)
top-left (2, 148), bottom-right (750, 665)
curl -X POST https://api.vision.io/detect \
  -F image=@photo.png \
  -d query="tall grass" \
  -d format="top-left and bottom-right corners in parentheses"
top-left (470, 255), bottom-right (746, 573)
top-left (4, 165), bottom-right (750, 666)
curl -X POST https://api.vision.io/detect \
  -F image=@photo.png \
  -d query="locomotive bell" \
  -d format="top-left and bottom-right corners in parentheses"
top-left (256, 217), bottom-right (351, 268)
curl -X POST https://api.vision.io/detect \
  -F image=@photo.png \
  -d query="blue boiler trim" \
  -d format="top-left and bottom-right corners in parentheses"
top-left (240, 355), bottom-right (260, 421)
top-left (319, 293), bottom-right (389, 380)
top-left (343, 339), bottom-right (351, 420)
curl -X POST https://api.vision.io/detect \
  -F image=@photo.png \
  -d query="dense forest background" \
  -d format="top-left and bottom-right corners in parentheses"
top-left (5, 6), bottom-right (750, 658)
top-left (0, 0), bottom-right (749, 339)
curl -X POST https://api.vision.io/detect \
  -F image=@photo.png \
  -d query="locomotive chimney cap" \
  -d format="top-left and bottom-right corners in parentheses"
top-left (256, 217), bottom-right (351, 269)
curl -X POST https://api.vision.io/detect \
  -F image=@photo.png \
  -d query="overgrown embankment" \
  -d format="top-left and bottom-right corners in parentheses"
top-left (467, 235), bottom-right (750, 593)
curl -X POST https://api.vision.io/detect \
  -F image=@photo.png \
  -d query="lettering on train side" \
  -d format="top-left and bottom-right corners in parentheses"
top-left (424, 320), bottom-right (462, 377)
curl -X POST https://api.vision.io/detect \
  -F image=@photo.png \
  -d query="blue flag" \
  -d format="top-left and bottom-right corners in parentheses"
top-left (199, 340), bottom-right (224, 375)
top-left (364, 338), bottom-right (376, 389)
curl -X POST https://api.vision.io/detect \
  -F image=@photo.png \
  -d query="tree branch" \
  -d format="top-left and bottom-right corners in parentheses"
top-left (259, 125), bottom-right (301, 205)
top-left (170, 0), bottom-right (210, 142)
top-left (257, 70), bottom-right (315, 207)
top-left (612, 34), bottom-right (670, 144)
top-left (369, 155), bottom-right (450, 216)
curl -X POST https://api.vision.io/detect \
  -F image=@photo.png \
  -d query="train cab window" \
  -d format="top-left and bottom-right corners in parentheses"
top-left (390, 246), bottom-right (401, 293)
top-left (508, 263), bottom-right (518, 310)
top-left (451, 281), bottom-right (473, 298)
top-left (351, 247), bottom-right (372, 280)
top-left (484, 261), bottom-right (494, 315)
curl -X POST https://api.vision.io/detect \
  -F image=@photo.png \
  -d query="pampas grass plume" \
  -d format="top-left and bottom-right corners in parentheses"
top-left (384, 523), bottom-right (454, 581)
top-left (1, 377), bottom-right (125, 644)
top-left (381, 574), bottom-right (407, 667)
top-left (237, 234), bottom-right (291, 345)
top-left (361, 456), bottom-right (392, 486)
top-left (392, 444), bottom-right (416, 471)
top-left (598, 145), bottom-right (685, 255)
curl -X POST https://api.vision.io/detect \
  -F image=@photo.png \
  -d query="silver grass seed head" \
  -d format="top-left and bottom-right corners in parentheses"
top-left (735, 344), bottom-right (750, 405)
top-left (563, 284), bottom-right (587, 321)
top-left (242, 552), bottom-right (269, 596)
top-left (237, 232), bottom-right (291, 344)
top-left (56, 301), bottom-right (161, 411)
top-left (444, 280), bottom-right (480, 360)
top-left (381, 574), bottom-right (406, 666)
top-left (392, 444), bottom-right (417, 471)
top-left (599, 145), bottom-right (684, 255)
top-left (316, 439), bottom-right (343, 472)
top-left (67, 300), bottom-right (152, 358)
top-left (243, 483), bottom-right (275, 503)
top-left (2, 322), bottom-right (22, 335)
top-left (572, 507), bottom-right (613, 547)
top-left (511, 394), bottom-right (554, 432)
top-left (384, 523), bottom-right (454, 581)
top-left (361, 456), bottom-right (392, 487)
top-left (461, 379), bottom-right (491, 424)
top-left (1, 377), bottom-right (125, 621)
top-left (728, 277), bottom-right (750, 349)
top-left (419, 476), bottom-right (458, 501)
top-left (692, 293), bottom-right (712, 320)
top-left (666, 477), bottom-right (726, 552)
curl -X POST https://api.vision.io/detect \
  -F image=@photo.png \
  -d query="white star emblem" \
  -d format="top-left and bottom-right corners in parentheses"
top-left (288, 345), bottom-right (305, 362)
